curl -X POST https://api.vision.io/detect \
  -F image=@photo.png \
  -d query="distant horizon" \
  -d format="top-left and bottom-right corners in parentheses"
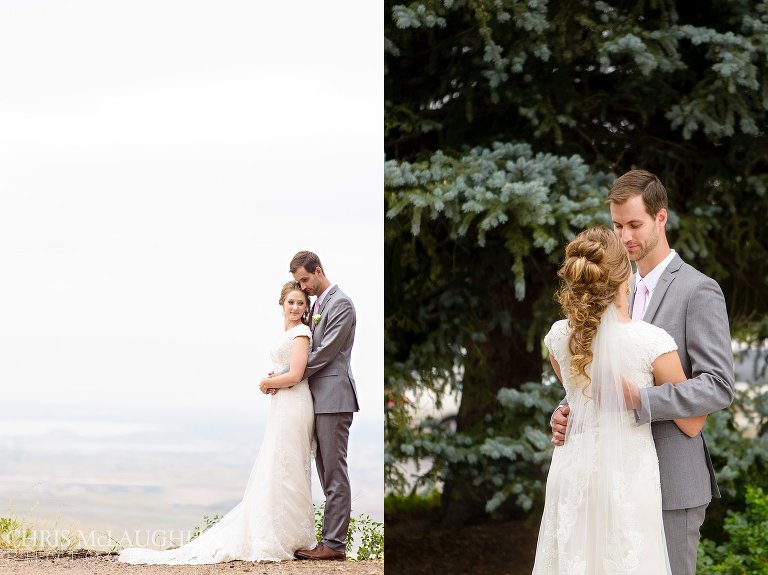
top-left (1, 398), bottom-right (383, 544)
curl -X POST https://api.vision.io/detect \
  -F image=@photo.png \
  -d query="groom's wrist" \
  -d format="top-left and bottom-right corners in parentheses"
top-left (634, 388), bottom-right (652, 425)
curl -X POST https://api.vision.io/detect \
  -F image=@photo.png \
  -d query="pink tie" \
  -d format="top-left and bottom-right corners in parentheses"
top-left (632, 281), bottom-right (649, 321)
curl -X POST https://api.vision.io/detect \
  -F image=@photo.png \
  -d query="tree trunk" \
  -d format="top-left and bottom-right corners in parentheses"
top-left (441, 296), bottom-right (543, 527)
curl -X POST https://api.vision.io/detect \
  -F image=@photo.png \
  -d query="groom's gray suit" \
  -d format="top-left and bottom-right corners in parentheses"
top-left (304, 285), bottom-right (359, 553)
top-left (632, 253), bottom-right (734, 575)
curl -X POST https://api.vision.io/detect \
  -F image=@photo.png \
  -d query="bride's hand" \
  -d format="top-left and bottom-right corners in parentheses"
top-left (259, 379), bottom-right (273, 393)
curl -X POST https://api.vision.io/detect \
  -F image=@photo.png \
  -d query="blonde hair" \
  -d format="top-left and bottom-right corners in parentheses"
top-left (556, 227), bottom-right (631, 386)
top-left (279, 281), bottom-right (310, 326)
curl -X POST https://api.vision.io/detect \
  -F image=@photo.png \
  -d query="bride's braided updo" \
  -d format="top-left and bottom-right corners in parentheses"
top-left (556, 227), bottom-right (631, 385)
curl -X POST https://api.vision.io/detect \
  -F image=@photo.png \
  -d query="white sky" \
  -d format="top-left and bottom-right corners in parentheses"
top-left (0, 0), bottom-right (383, 521)
top-left (0, 0), bottom-right (382, 409)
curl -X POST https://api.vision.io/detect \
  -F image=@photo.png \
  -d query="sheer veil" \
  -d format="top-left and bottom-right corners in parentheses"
top-left (562, 304), bottom-right (672, 574)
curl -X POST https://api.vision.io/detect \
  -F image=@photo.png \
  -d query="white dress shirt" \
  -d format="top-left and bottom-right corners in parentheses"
top-left (634, 249), bottom-right (677, 318)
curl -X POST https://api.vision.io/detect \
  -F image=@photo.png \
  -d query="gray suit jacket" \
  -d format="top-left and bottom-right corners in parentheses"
top-left (305, 285), bottom-right (360, 414)
top-left (633, 254), bottom-right (734, 510)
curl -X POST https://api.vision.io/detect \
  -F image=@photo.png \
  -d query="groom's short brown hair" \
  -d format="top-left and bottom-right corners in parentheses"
top-left (607, 169), bottom-right (668, 217)
top-left (290, 251), bottom-right (323, 274)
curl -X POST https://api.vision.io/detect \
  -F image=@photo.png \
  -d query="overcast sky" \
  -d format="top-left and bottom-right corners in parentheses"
top-left (0, 0), bottom-right (382, 515)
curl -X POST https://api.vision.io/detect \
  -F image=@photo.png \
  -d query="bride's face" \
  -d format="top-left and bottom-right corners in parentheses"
top-left (282, 290), bottom-right (308, 322)
top-left (614, 270), bottom-right (633, 310)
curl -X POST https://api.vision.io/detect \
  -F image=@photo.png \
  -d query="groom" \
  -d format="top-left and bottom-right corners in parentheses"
top-left (290, 251), bottom-right (360, 561)
top-left (551, 170), bottom-right (734, 575)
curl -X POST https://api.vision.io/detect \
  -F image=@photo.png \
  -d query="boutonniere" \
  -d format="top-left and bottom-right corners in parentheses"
top-left (312, 314), bottom-right (322, 326)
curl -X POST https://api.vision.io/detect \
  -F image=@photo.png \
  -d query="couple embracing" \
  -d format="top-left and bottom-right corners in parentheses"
top-left (120, 250), bottom-right (359, 564)
top-left (533, 170), bottom-right (734, 575)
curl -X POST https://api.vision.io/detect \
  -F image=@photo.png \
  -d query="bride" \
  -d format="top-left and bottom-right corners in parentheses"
top-left (119, 281), bottom-right (317, 564)
top-left (532, 227), bottom-right (706, 574)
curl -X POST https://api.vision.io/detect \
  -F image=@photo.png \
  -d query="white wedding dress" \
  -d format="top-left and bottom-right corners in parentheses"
top-left (119, 324), bottom-right (317, 564)
top-left (532, 313), bottom-right (676, 575)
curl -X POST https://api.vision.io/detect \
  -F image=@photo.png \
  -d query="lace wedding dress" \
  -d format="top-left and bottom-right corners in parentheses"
top-left (119, 324), bottom-right (317, 564)
top-left (532, 312), bottom-right (675, 575)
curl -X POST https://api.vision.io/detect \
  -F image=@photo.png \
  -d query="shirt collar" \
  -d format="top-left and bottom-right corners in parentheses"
top-left (315, 284), bottom-right (336, 309)
top-left (635, 249), bottom-right (676, 293)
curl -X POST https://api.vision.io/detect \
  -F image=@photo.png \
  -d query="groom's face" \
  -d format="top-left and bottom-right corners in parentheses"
top-left (293, 266), bottom-right (322, 296)
top-left (610, 195), bottom-right (665, 264)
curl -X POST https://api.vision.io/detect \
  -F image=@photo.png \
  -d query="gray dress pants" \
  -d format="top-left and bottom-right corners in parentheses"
top-left (662, 504), bottom-right (708, 575)
top-left (314, 412), bottom-right (353, 552)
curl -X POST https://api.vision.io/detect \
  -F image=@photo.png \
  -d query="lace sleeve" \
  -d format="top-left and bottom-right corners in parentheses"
top-left (544, 320), bottom-right (569, 366)
top-left (292, 324), bottom-right (312, 342)
top-left (639, 323), bottom-right (678, 371)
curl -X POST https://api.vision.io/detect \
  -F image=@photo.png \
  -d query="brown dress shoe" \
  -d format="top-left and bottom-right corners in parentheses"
top-left (294, 543), bottom-right (346, 561)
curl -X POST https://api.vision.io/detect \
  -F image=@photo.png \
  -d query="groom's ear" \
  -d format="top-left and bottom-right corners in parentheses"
top-left (656, 208), bottom-right (668, 227)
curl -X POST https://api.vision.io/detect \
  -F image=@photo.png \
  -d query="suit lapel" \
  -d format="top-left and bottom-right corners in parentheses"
top-left (312, 286), bottom-right (339, 342)
top-left (643, 254), bottom-right (682, 324)
top-left (318, 285), bottom-right (339, 314)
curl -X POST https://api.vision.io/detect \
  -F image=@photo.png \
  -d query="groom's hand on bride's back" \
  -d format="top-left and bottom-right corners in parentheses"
top-left (551, 406), bottom-right (570, 446)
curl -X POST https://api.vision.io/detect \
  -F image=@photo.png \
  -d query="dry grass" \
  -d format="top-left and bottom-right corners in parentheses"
top-left (0, 550), bottom-right (384, 575)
